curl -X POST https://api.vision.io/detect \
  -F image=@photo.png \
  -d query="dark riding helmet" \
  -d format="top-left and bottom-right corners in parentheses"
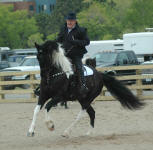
top-left (66, 12), bottom-right (76, 20)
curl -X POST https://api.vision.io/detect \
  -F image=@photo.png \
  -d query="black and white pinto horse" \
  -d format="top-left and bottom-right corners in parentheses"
top-left (27, 40), bottom-right (144, 137)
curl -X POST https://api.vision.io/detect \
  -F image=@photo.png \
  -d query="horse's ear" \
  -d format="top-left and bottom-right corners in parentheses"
top-left (51, 41), bottom-right (58, 51)
top-left (35, 42), bottom-right (40, 49)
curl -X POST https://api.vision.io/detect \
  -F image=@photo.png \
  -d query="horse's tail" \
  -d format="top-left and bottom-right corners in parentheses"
top-left (101, 72), bottom-right (145, 110)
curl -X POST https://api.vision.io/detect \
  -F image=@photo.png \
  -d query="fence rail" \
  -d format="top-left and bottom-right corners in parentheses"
top-left (0, 64), bottom-right (153, 103)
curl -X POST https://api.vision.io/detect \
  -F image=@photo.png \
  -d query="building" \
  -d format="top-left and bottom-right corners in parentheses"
top-left (0, 0), bottom-right (56, 14)
top-left (35, 0), bottom-right (56, 14)
top-left (0, 0), bottom-right (35, 13)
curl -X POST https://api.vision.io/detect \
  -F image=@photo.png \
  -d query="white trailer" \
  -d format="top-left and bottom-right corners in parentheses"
top-left (0, 47), bottom-right (10, 51)
top-left (86, 39), bottom-right (123, 57)
top-left (123, 32), bottom-right (153, 62)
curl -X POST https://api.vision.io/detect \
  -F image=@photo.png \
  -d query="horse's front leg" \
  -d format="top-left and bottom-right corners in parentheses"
top-left (27, 105), bottom-right (41, 137)
top-left (44, 97), bottom-right (62, 131)
top-left (62, 109), bottom-right (86, 138)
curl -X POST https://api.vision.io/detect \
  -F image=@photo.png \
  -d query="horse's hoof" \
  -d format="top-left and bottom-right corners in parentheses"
top-left (49, 125), bottom-right (55, 131)
top-left (86, 128), bottom-right (94, 136)
top-left (45, 120), bottom-right (55, 131)
top-left (61, 134), bottom-right (69, 138)
top-left (61, 131), bottom-right (69, 138)
top-left (86, 131), bottom-right (91, 136)
top-left (27, 132), bottom-right (35, 137)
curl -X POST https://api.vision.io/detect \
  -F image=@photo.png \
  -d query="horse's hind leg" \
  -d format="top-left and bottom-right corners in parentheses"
top-left (62, 100), bottom-right (95, 137)
top-left (86, 105), bottom-right (95, 135)
top-left (62, 108), bottom-right (86, 137)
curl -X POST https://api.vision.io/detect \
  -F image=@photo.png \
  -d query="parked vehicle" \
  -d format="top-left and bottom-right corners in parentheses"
top-left (1, 56), bottom-right (40, 89)
top-left (141, 60), bottom-right (153, 85)
top-left (8, 55), bottom-right (27, 67)
top-left (12, 48), bottom-right (37, 56)
top-left (0, 47), bottom-right (14, 70)
top-left (86, 39), bottom-right (123, 57)
top-left (92, 50), bottom-right (139, 84)
top-left (123, 32), bottom-right (153, 61)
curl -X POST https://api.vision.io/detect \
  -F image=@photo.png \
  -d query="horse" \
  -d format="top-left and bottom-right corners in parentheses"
top-left (27, 40), bottom-right (145, 137)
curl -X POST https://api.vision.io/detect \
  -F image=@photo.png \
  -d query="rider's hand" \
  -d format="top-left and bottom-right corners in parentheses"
top-left (69, 39), bottom-right (80, 46)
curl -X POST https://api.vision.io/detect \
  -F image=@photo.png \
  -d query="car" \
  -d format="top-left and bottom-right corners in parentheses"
top-left (2, 56), bottom-right (40, 89)
top-left (141, 60), bottom-right (153, 84)
top-left (0, 61), bottom-right (10, 70)
top-left (8, 55), bottom-right (27, 67)
top-left (92, 50), bottom-right (139, 84)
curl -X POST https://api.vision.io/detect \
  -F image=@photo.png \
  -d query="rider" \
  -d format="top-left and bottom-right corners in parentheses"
top-left (56, 12), bottom-right (90, 94)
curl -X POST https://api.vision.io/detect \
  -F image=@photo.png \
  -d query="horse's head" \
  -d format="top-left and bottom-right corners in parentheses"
top-left (35, 40), bottom-right (58, 68)
top-left (35, 40), bottom-right (73, 78)
top-left (35, 40), bottom-right (58, 55)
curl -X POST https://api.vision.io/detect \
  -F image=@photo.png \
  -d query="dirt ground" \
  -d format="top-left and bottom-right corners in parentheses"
top-left (0, 100), bottom-right (153, 150)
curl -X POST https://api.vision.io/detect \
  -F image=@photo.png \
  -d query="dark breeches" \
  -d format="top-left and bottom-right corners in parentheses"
top-left (71, 56), bottom-right (85, 83)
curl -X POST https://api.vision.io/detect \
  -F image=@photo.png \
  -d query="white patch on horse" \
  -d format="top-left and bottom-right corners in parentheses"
top-left (28, 105), bottom-right (41, 135)
top-left (52, 44), bottom-right (73, 78)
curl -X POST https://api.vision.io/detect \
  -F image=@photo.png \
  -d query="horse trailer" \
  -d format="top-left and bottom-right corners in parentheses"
top-left (123, 32), bottom-right (153, 62)
top-left (86, 40), bottom-right (123, 57)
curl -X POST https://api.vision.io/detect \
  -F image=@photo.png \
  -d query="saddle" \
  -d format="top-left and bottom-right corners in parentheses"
top-left (71, 64), bottom-right (93, 76)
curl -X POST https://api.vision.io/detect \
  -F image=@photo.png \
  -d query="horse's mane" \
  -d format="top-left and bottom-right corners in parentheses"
top-left (52, 44), bottom-right (73, 78)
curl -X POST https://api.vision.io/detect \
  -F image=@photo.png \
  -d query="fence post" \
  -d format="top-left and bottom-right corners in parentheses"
top-left (0, 76), bottom-right (4, 100)
top-left (101, 88), bottom-right (105, 96)
top-left (30, 73), bottom-right (36, 99)
top-left (136, 69), bottom-right (142, 98)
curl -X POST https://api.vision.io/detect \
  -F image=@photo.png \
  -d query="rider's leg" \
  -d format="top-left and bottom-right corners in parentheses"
top-left (72, 57), bottom-right (88, 93)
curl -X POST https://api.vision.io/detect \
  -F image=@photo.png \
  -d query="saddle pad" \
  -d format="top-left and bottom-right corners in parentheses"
top-left (84, 66), bottom-right (93, 76)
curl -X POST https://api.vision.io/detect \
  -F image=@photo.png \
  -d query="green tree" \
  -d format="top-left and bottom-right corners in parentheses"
top-left (27, 33), bottom-right (43, 47)
top-left (78, 1), bottom-right (122, 40)
top-left (47, 32), bottom-right (58, 41)
top-left (123, 0), bottom-right (153, 32)
top-left (34, 13), bottom-right (51, 40)
top-left (0, 5), bottom-right (38, 49)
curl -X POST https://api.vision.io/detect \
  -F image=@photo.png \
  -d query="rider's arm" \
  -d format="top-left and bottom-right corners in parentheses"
top-left (69, 28), bottom-right (90, 47)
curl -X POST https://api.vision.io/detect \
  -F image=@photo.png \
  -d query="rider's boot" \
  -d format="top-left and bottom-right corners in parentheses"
top-left (78, 68), bottom-right (89, 94)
